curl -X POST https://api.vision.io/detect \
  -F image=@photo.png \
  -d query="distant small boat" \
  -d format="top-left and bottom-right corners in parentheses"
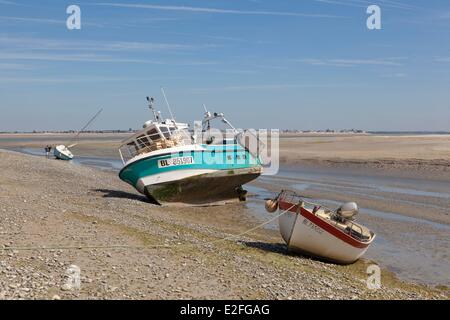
top-left (54, 145), bottom-right (73, 160)
top-left (267, 190), bottom-right (375, 264)
top-left (53, 108), bottom-right (103, 161)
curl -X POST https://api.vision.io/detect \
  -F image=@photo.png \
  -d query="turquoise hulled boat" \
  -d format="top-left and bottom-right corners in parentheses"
top-left (118, 97), bottom-right (262, 205)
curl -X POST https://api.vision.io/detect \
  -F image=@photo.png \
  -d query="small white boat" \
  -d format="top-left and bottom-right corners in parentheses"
top-left (267, 190), bottom-right (375, 264)
top-left (53, 108), bottom-right (103, 161)
top-left (54, 145), bottom-right (73, 160)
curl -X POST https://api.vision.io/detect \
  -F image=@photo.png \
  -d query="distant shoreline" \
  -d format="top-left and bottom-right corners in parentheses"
top-left (1, 131), bottom-right (449, 136)
top-left (0, 131), bottom-right (133, 135)
top-left (368, 131), bottom-right (450, 136)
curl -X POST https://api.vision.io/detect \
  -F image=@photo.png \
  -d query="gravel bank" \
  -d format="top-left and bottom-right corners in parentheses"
top-left (0, 150), bottom-right (447, 300)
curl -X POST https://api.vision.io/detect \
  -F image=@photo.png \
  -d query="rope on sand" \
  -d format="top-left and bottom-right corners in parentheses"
top-left (0, 204), bottom-right (295, 252)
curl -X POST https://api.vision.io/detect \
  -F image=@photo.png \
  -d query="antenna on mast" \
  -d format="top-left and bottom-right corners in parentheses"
top-left (202, 104), bottom-right (211, 130)
top-left (160, 87), bottom-right (175, 122)
top-left (146, 96), bottom-right (160, 122)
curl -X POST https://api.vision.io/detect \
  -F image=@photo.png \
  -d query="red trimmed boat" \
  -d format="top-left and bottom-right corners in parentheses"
top-left (267, 190), bottom-right (375, 264)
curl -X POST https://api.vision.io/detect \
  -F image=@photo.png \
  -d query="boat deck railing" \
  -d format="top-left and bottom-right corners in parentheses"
top-left (119, 129), bottom-right (192, 164)
top-left (279, 190), bottom-right (334, 212)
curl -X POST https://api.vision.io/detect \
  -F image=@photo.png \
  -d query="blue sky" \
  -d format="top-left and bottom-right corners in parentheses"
top-left (0, 0), bottom-right (449, 131)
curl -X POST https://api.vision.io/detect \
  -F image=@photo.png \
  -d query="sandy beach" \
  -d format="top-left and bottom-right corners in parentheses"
top-left (279, 134), bottom-right (450, 179)
top-left (2, 132), bottom-right (449, 175)
top-left (0, 133), bottom-right (129, 159)
top-left (0, 149), bottom-right (447, 300)
top-left (2, 0), bottom-right (449, 306)
top-left (0, 133), bottom-right (449, 299)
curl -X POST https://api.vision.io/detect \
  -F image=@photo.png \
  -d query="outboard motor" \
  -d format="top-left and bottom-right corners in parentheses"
top-left (336, 202), bottom-right (359, 221)
top-left (265, 199), bottom-right (279, 213)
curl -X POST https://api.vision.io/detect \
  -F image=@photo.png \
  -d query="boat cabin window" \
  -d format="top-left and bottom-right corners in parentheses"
top-left (119, 127), bottom-right (193, 164)
top-left (138, 128), bottom-right (163, 144)
top-left (159, 126), bottom-right (171, 139)
top-left (146, 128), bottom-right (159, 139)
top-left (126, 141), bottom-right (138, 154)
top-left (222, 138), bottom-right (237, 145)
top-left (137, 135), bottom-right (150, 148)
top-left (207, 138), bottom-right (237, 145)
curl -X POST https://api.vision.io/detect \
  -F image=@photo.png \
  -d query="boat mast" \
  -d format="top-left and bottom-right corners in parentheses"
top-left (160, 87), bottom-right (178, 129)
top-left (202, 106), bottom-right (236, 133)
top-left (146, 96), bottom-right (161, 122)
top-left (203, 104), bottom-right (211, 130)
top-left (67, 108), bottom-right (103, 148)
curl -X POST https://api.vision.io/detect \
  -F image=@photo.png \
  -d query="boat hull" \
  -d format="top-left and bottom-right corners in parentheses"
top-left (145, 167), bottom-right (261, 205)
top-left (119, 145), bottom-right (262, 205)
top-left (54, 145), bottom-right (73, 160)
top-left (278, 200), bottom-right (374, 264)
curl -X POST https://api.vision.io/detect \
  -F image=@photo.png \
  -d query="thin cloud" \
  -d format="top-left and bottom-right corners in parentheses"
top-left (0, 16), bottom-right (105, 27)
top-left (209, 69), bottom-right (260, 75)
top-left (0, 52), bottom-right (161, 64)
top-left (378, 0), bottom-right (423, 11)
top-left (0, 16), bottom-right (62, 24)
top-left (0, 76), bottom-right (153, 84)
top-left (191, 83), bottom-right (361, 92)
top-left (0, 63), bottom-right (32, 70)
top-left (167, 32), bottom-right (247, 43)
top-left (95, 3), bottom-right (340, 18)
top-left (0, 35), bottom-right (206, 52)
top-left (435, 57), bottom-right (450, 63)
top-left (115, 17), bottom-right (180, 28)
top-left (380, 73), bottom-right (407, 78)
top-left (295, 58), bottom-right (406, 67)
top-left (0, 52), bottom-right (219, 66)
top-left (312, 0), bottom-right (422, 11)
top-left (438, 11), bottom-right (450, 19)
top-left (313, 0), bottom-right (367, 8)
top-left (0, 0), bottom-right (16, 5)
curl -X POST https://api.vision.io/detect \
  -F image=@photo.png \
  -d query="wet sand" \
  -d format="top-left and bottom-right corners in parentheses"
top-left (279, 134), bottom-right (450, 180)
top-left (2, 132), bottom-right (449, 174)
top-left (0, 133), bottom-right (130, 159)
top-left (249, 169), bottom-right (450, 287)
top-left (0, 149), bottom-right (447, 300)
top-left (0, 133), bottom-right (449, 298)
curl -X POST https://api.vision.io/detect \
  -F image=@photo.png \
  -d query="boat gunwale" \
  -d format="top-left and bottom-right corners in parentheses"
top-left (278, 199), bottom-right (375, 249)
top-left (118, 145), bottom-right (260, 178)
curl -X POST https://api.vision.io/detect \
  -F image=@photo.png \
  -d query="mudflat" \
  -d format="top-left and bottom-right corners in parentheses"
top-left (0, 133), bottom-right (130, 159)
top-left (0, 149), bottom-right (447, 299)
top-left (279, 134), bottom-right (450, 179)
top-left (1, 133), bottom-right (449, 298)
top-left (2, 132), bottom-right (449, 176)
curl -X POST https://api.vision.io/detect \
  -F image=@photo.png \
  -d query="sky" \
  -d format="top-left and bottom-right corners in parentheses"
top-left (0, 0), bottom-right (449, 132)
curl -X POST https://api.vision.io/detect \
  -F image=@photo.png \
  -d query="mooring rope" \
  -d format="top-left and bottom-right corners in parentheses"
top-left (0, 204), bottom-right (295, 252)
top-left (208, 204), bottom-right (295, 245)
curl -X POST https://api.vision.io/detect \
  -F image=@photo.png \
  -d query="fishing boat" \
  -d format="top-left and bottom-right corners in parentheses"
top-left (118, 94), bottom-right (263, 205)
top-left (266, 190), bottom-right (375, 264)
top-left (53, 109), bottom-right (103, 161)
top-left (53, 145), bottom-right (74, 160)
